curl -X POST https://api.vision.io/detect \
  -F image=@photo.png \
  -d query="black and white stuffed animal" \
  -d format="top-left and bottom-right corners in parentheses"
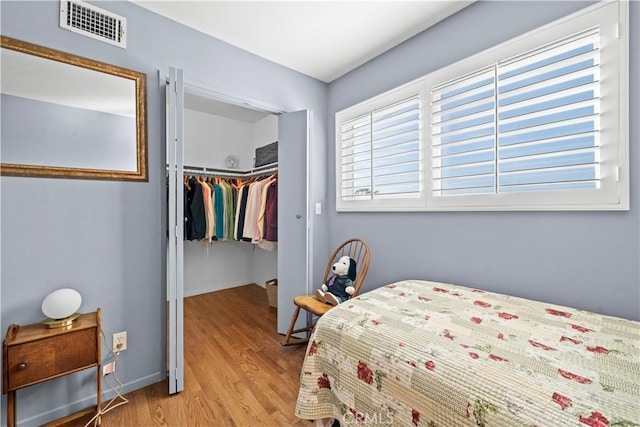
top-left (315, 255), bottom-right (357, 306)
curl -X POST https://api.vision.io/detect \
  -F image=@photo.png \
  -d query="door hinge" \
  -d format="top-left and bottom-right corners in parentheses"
top-left (615, 22), bottom-right (620, 39)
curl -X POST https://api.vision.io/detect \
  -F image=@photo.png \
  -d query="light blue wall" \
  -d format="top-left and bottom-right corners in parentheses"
top-left (327, 1), bottom-right (640, 321)
top-left (0, 1), bottom-right (327, 424)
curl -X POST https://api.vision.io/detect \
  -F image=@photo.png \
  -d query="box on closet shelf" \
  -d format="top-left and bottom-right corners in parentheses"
top-left (265, 279), bottom-right (278, 308)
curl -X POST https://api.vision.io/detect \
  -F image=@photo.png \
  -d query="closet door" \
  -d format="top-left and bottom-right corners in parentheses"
top-left (166, 67), bottom-right (184, 394)
top-left (277, 110), bottom-right (310, 334)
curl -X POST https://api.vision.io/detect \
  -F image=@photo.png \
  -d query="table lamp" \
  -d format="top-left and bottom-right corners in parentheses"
top-left (41, 288), bottom-right (82, 328)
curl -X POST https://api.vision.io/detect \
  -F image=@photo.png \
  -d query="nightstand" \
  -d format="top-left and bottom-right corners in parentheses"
top-left (2, 309), bottom-right (102, 427)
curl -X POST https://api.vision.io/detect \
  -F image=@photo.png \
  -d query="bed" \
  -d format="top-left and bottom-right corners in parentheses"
top-left (295, 280), bottom-right (640, 426)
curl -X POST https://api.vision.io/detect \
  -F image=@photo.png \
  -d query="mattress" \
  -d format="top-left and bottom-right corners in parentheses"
top-left (295, 280), bottom-right (640, 426)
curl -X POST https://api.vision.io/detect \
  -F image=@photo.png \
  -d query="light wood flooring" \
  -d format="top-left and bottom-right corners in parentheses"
top-left (61, 284), bottom-right (309, 427)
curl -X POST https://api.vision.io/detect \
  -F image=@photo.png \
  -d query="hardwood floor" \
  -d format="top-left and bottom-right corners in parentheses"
top-left (62, 284), bottom-right (309, 427)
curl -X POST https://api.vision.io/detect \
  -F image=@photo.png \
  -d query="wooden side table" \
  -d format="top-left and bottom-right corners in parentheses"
top-left (2, 309), bottom-right (102, 427)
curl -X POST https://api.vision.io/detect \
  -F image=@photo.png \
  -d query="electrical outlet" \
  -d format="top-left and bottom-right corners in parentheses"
top-left (113, 331), bottom-right (127, 352)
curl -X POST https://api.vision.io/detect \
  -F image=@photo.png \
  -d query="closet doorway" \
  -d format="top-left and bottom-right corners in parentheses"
top-left (166, 68), bottom-right (310, 395)
top-left (181, 93), bottom-right (280, 298)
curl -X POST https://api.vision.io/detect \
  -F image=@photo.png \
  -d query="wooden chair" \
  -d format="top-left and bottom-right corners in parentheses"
top-left (282, 238), bottom-right (370, 345)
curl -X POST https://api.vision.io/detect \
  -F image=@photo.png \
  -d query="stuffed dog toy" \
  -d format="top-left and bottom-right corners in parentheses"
top-left (315, 255), bottom-right (357, 305)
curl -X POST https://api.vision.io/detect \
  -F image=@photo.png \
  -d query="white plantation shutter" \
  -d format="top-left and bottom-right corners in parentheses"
top-left (497, 29), bottom-right (600, 193)
top-left (371, 96), bottom-right (421, 197)
top-left (337, 88), bottom-right (422, 209)
top-left (431, 28), bottom-right (601, 198)
top-left (340, 114), bottom-right (373, 199)
top-left (431, 67), bottom-right (496, 196)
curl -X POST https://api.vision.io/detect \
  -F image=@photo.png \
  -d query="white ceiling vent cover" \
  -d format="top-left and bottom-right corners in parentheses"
top-left (60, 0), bottom-right (126, 48)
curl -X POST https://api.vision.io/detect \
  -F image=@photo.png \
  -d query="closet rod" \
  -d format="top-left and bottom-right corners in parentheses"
top-left (168, 163), bottom-right (278, 178)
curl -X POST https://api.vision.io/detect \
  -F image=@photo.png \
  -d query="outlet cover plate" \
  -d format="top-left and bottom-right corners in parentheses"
top-left (113, 331), bottom-right (127, 351)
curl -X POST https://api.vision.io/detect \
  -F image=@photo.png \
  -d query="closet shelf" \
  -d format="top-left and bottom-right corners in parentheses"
top-left (167, 163), bottom-right (278, 178)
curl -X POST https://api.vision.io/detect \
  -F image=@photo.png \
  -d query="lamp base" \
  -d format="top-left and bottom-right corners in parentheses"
top-left (42, 312), bottom-right (82, 328)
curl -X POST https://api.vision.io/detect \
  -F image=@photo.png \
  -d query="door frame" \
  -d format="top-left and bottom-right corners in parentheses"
top-left (164, 72), bottom-right (313, 394)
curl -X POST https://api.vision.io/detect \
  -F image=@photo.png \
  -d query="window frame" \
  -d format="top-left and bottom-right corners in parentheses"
top-left (335, 0), bottom-right (628, 212)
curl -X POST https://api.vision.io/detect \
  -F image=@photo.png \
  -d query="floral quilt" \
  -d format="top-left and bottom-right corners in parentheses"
top-left (295, 280), bottom-right (640, 426)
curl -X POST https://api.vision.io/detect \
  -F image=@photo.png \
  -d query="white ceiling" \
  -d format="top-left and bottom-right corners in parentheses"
top-left (130, 1), bottom-right (473, 83)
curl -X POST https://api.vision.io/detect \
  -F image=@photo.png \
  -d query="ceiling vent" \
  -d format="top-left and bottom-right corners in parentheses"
top-left (59, 0), bottom-right (126, 48)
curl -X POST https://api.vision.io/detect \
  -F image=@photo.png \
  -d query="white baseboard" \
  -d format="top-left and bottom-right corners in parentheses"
top-left (183, 281), bottom-right (262, 298)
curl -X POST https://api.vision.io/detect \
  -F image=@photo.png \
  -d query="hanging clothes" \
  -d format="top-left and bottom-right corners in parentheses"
top-left (214, 182), bottom-right (224, 240)
top-left (235, 183), bottom-right (249, 241)
top-left (186, 177), bottom-right (206, 241)
top-left (264, 179), bottom-right (278, 242)
top-left (242, 180), bottom-right (259, 242)
top-left (200, 178), bottom-right (214, 242)
top-left (179, 172), bottom-right (277, 246)
top-left (222, 180), bottom-right (235, 241)
top-left (255, 175), bottom-right (277, 250)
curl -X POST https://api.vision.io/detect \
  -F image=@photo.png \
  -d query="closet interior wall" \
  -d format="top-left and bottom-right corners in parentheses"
top-left (183, 94), bottom-right (278, 297)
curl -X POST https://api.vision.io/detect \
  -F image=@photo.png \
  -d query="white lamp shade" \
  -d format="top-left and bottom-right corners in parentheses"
top-left (42, 288), bottom-right (82, 319)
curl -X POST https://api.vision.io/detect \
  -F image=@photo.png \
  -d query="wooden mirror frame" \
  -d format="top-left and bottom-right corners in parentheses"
top-left (0, 36), bottom-right (147, 181)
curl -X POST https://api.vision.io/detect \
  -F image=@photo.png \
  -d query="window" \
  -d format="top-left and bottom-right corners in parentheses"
top-left (336, 0), bottom-right (628, 211)
top-left (336, 83), bottom-right (425, 211)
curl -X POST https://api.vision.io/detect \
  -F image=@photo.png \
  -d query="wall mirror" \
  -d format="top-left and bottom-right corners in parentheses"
top-left (0, 36), bottom-right (147, 181)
